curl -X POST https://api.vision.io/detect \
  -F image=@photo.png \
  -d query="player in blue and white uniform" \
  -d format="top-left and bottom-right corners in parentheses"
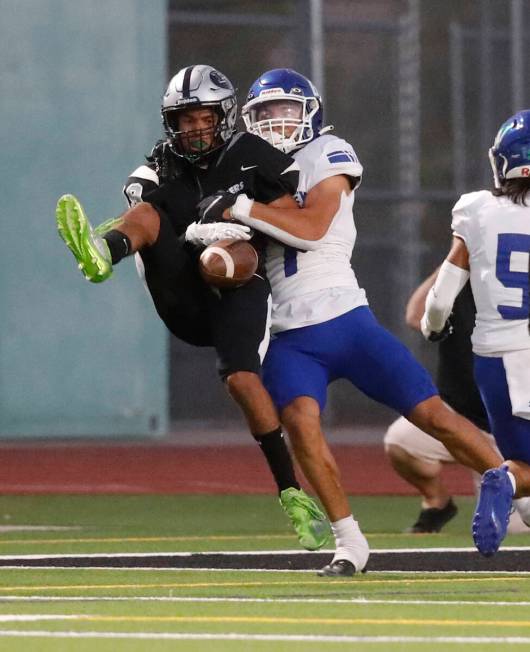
top-left (199, 69), bottom-right (514, 575)
top-left (56, 64), bottom-right (331, 552)
top-left (422, 110), bottom-right (530, 556)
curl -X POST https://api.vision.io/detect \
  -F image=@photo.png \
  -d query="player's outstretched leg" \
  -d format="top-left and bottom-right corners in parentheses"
top-left (472, 465), bottom-right (514, 557)
top-left (56, 194), bottom-right (112, 283)
top-left (279, 488), bottom-right (331, 551)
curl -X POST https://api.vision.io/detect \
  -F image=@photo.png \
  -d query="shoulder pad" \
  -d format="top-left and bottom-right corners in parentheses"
top-left (452, 190), bottom-right (491, 214)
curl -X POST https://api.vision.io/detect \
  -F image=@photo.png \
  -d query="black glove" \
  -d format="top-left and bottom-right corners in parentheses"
top-left (197, 191), bottom-right (238, 224)
top-left (427, 317), bottom-right (454, 342)
top-left (146, 140), bottom-right (180, 182)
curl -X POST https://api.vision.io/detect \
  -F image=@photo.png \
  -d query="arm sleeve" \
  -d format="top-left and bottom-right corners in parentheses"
top-left (424, 260), bottom-right (470, 332)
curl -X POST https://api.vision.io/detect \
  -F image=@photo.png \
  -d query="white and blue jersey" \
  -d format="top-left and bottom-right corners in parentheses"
top-left (262, 134), bottom-right (437, 415)
top-left (451, 190), bottom-right (530, 460)
top-left (266, 135), bottom-right (367, 333)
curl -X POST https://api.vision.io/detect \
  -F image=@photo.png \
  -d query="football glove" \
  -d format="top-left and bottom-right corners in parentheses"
top-left (420, 314), bottom-right (454, 342)
top-left (184, 221), bottom-right (252, 247)
top-left (197, 191), bottom-right (238, 223)
top-left (147, 139), bottom-right (180, 182)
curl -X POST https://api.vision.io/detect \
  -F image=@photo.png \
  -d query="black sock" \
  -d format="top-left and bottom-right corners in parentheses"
top-left (103, 229), bottom-right (132, 264)
top-left (253, 427), bottom-right (300, 494)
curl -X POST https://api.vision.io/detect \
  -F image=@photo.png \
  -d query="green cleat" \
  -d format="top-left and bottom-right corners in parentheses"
top-left (279, 487), bottom-right (331, 551)
top-left (56, 194), bottom-right (113, 283)
top-left (93, 215), bottom-right (124, 237)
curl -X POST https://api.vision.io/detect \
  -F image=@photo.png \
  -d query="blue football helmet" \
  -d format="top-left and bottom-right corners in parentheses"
top-left (242, 68), bottom-right (323, 153)
top-left (489, 110), bottom-right (530, 188)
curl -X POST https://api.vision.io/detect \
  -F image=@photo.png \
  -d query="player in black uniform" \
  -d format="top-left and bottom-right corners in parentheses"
top-left (384, 272), bottom-right (529, 533)
top-left (56, 64), bottom-right (331, 551)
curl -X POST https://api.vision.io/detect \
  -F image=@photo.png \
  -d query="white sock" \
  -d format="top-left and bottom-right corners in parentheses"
top-left (507, 470), bottom-right (517, 494)
top-left (514, 496), bottom-right (530, 527)
top-left (331, 515), bottom-right (370, 572)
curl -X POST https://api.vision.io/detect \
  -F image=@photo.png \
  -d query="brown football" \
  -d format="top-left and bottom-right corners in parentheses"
top-left (199, 238), bottom-right (258, 288)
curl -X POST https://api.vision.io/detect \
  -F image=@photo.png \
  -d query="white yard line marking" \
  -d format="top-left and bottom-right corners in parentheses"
top-left (2, 595), bottom-right (530, 607)
top-left (2, 565), bottom-right (530, 576)
top-left (0, 526), bottom-right (82, 533)
top-left (0, 564), bottom-right (530, 576)
top-left (0, 546), bottom-right (529, 559)
top-left (0, 615), bottom-right (77, 622)
top-left (1, 631), bottom-right (530, 644)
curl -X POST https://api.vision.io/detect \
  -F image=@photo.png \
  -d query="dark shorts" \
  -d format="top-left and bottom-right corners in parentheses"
top-left (263, 306), bottom-right (438, 414)
top-left (139, 209), bottom-right (271, 378)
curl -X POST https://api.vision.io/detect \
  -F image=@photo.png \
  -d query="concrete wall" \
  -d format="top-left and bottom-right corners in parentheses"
top-left (0, 0), bottom-right (168, 437)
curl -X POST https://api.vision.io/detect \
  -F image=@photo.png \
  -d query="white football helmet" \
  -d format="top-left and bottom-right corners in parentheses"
top-left (162, 65), bottom-right (237, 162)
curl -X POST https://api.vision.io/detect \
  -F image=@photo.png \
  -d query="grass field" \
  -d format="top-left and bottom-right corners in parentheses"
top-left (1, 494), bottom-right (530, 650)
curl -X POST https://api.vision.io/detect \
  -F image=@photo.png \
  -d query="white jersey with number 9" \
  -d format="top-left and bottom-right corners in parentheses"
top-left (451, 190), bottom-right (530, 355)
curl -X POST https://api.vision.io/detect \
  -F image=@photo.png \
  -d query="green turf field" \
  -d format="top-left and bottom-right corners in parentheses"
top-left (1, 495), bottom-right (530, 650)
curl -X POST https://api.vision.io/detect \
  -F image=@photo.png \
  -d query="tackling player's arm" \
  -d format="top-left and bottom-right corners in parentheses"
top-left (421, 236), bottom-right (470, 339)
top-left (229, 174), bottom-right (354, 250)
top-left (266, 193), bottom-right (299, 209)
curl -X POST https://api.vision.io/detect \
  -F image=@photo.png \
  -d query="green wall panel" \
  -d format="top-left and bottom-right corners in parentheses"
top-left (0, 0), bottom-right (168, 437)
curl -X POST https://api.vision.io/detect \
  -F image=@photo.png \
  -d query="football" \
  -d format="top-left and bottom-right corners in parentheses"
top-left (199, 238), bottom-right (258, 288)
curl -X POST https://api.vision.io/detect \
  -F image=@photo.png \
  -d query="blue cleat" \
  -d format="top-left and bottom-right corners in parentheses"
top-left (472, 465), bottom-right (514, 557)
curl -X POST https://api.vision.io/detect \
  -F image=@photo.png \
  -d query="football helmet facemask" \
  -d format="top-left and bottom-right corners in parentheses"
top-left (489, 110), bottom-right (530, 188)
top-left (242, 68), bottom-right (323, 154)
top-left (162, 65), bottom-right (237, 163)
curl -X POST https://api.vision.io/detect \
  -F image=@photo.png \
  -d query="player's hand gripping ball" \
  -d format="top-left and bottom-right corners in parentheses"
top-left (199, 238), bottom-right (258, 288)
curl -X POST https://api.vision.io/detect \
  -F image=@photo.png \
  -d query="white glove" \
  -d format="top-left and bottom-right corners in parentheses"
top-left (420, 313), bottom-right (434, 340)
top-left (229, 193), bottom-right (254, 222)
top-left (184, 221), bottom-right (252, 247)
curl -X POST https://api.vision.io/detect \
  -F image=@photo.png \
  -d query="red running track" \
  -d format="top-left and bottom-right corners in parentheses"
top-left (0, 443), bottom-right (474, 495)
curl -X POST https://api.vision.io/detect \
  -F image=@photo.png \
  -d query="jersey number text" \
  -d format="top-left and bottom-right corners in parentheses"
top-left (495, 233), bottom-right (530, 319)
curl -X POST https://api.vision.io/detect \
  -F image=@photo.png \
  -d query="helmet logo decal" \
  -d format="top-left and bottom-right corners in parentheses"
top-left (259, 88), bottom-right (284, 97)
top-left (210, 70), bottom-right (230, 89)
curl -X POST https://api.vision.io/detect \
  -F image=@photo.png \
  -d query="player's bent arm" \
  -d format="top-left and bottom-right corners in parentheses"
top-left (446, 234), bottom-right (470, 269)
top-left (230, 175), bottom-right (352, 250)
top-left (421, 237), bottom-right (470, 337)
top-left (405, 267), bottom-right (440, 331)
top-left (266, 193), bottom-right (299, 210)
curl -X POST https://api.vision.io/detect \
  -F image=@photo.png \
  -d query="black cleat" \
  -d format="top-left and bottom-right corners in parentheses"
top-left (405, 498), bottom-right (458, 533)
top-left (317, 559), bottom-right (356, 577)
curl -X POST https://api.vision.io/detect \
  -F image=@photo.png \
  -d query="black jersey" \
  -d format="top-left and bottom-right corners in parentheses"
top-left (437, 282), bottom-right (489, 431)
top-left (123, 132), bottom-right (298, 237)
top-left (120, 132), bottom-right (298, 376)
